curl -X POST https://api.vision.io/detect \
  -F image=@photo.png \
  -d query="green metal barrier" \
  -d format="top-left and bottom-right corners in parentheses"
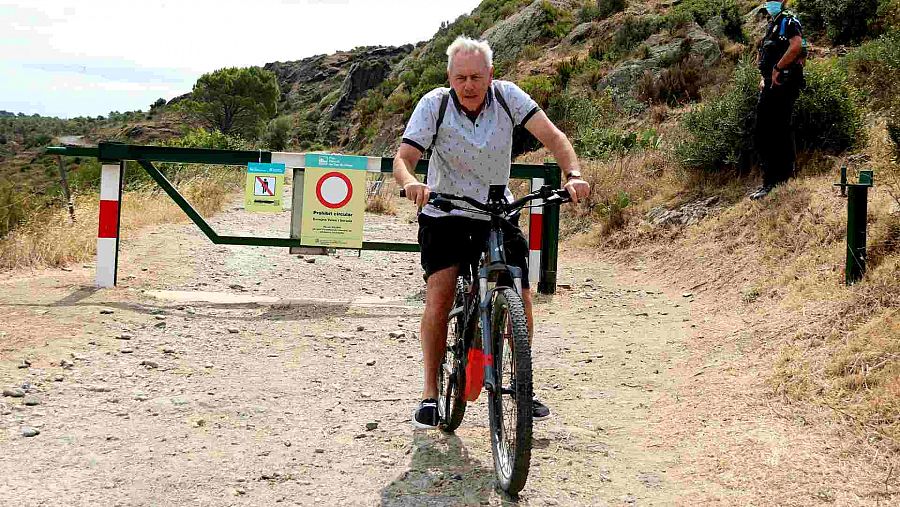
top-left (47, 142), bottom-right (564, 294)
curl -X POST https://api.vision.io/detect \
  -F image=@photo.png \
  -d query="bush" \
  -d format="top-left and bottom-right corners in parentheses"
top-left (844, 30), bottom-right (900, 109)
top-left (795, 0), bottom-right (880, 44)
top-left (636, 54), bottom-right (708, 105)
top-left (677, 57), bottom-right (864, 171)
top-left (665, 0), bottom-right (744, 41)
top-left (263, 116), bottom-right (292, 151)
top-left (0, 181), bottom-right (33, 238)
top-left (540, 0), bottom-right (576, 39)
top-left (793, 60), bottom-right (865, 152)
top-left (676, 58), bottom-right (760, 171)
top-left (520, 75), bottom-right (559, 109)
top-left (605, 15), bottom-right (659, 59)
top-left (578, 0), bottom-right (627, 22)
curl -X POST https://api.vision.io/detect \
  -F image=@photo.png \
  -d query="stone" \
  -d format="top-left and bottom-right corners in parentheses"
top-left (366, 422), bottom-right (378, 431)
top-left (162, 347), bottom-right (176, 354)
top-left (140, 360), bottom-right (159, 369)
top-left (21, 427), bottom-right (40, 437)
top-left (60, 359), bottom-right (74, 369)
top-left (153, 322), bottom-right (166, 329)
top-left (388, 331), bottom-right (406, 339)
top-left (100, 309), bottom-right (115, 315)
top-left (120, 348), bottom-right (134, 354)
top-left (53, 375), bottom-right (64, 382)
top-left (3, 388), bottom-right (25, 398)
top-left (366, 359), bottom-right (376, 366)
top-left (482, 0), bottom-right (573, 62)
top-left (87, 385), bottom-right (113, 393)
top-left (117, 333), bottom-right (133, 341)
top-left (314, 448), bottom-right (325, 453)
top-left (17, 359), bottom-right (30, 369)
top-left (305, 258), bottom-right (316, 264)
top-left (682, 292), bottom-right (693, 298)
top-left (23, 396), bottom-right (40, 406)
top-left (601, 22), bottom-right (721, 95)
top-left (356, 325), bottom-right (365, 332)
top-left (227, 328), bottom-right (239, 334)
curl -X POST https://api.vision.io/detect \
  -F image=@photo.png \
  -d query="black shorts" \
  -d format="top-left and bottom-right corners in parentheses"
top-left (417, 213), bottom-right (530, 289)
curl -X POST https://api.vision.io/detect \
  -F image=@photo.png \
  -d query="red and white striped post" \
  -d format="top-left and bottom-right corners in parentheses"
top-left (528, 177), bottom-right (544, 288)
top-left (96, 162), bottom-right (124, 288)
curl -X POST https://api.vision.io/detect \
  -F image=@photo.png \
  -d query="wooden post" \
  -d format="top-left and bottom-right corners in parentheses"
top-left (56, 155), bottom-right (76, 224)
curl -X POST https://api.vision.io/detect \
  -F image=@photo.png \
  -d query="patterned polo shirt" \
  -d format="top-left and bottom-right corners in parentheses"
top-left (401, 80), bottom-right (540, 219)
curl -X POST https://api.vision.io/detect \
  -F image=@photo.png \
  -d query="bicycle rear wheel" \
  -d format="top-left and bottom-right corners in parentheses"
top-left (487, 287), bottom-right (533, 495)
top-left (438, 277), bottom-right (467, 432)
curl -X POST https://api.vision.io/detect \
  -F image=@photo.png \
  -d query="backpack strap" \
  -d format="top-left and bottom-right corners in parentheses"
top-left (429, 91), bottom-right (450, 151)
top-left (492, 83), bottom-right (516, 126)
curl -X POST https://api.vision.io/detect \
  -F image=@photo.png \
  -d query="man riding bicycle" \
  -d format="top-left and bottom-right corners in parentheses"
top-left (392, 36), bottom-right (590, 429)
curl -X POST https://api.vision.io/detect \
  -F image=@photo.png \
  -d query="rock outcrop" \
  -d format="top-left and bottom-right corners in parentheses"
top-left (264, 45), bottom-right (412, 144)
top-left (482, 0), bottom-right (578, 62)
top-left (600, 22), bottom-right (721, 94)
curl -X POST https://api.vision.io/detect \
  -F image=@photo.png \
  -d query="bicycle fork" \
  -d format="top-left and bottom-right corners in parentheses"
top-left (478, 269), bottom-right (500, 394)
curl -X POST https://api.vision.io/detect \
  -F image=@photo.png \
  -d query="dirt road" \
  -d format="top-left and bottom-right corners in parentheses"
top-left (0, 198), bottom-right (895, 506)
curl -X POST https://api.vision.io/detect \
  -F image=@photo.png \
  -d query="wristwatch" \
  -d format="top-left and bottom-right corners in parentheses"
top-left (565, 171), bottom-right (582, 181)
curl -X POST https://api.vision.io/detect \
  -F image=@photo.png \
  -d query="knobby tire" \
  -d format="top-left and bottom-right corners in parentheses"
top-left (487, 287), bottom-right (532, 495)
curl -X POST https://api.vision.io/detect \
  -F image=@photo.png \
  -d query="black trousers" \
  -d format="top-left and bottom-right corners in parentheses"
top-left (754, 81), bottom-right (801, 187)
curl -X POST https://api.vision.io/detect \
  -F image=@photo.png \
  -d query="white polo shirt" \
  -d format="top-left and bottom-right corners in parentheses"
top-left (401, 80), bottom-right (540, 219)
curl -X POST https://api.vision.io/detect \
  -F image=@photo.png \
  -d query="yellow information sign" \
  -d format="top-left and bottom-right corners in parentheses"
top-left (244, 162), bottom-right (285, 212)
top-left (300, 154), bottom-right (367, 248)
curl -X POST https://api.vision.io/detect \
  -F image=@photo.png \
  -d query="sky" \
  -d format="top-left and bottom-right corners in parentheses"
top-left (0, 0), bottom-right (483, 118)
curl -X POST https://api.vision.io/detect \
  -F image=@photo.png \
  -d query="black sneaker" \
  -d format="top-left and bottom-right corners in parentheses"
top-left (412, 398), bottom-right (439, 429)
top-left (532, 398), bottom-right (552, 421)
top-left (749, 184), bottom-right (775, 200)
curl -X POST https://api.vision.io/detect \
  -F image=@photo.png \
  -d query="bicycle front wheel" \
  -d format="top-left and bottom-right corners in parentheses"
top-left (487, 287), bottom-right (533, 495)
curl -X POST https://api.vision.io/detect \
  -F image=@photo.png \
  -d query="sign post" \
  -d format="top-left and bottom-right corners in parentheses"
top-left (299, 154), bottom-right (367, 249)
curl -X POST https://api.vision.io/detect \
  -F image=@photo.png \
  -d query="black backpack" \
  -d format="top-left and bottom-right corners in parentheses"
top-left (426, 82), bottom-right (538, 160)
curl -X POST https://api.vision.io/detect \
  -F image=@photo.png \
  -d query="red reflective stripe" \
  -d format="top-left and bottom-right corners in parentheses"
top-left (98, 200), bottom-right (119, 238)
top-left (484, 354), bottom-right (493, 366)
top-left (528, 213), bottom-right (543, 251)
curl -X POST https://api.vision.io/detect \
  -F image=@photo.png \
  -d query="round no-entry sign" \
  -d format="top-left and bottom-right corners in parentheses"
top-left (315, 171), bottom-right (353, 209)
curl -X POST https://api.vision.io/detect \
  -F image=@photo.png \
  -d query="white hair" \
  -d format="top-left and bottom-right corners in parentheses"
top-left (446, 36), bottom-right (493, 72)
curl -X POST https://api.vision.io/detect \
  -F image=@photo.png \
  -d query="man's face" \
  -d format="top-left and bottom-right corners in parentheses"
top-left (448, 50), bottom-right (493, 112)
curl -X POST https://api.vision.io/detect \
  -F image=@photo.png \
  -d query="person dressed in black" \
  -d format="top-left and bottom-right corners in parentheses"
top-left (750, 0), bottom-right (806, 200)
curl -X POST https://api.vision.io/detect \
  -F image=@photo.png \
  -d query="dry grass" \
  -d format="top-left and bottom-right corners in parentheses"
top-left (0, 168), bottom-right (240, 270)
top-left (547, 112), bottom-right (900, 446)
top-left (365, 177), bottom-right (399, 215)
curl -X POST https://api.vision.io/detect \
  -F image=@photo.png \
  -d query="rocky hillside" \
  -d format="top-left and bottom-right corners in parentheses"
top-left (263, 45), bottom-right (413, 149)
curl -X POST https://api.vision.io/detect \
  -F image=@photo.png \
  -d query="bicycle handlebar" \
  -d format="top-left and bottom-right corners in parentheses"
top-left (399, 185), bottom-right (571, 216)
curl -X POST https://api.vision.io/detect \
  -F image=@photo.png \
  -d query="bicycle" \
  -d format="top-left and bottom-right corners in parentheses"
top-left (403, 184), bottom-right (571, 495)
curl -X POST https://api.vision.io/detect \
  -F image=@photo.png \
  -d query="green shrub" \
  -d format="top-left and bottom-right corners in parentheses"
top-left (844, 30), bottom-right (900, 109)
top-left (795, 0), bottom-right (880, 44)
top-left (613, 16), bottom-right (659, 57)
top-left (578, 0), bottom-right (627, 22)
top-left (676, 58), bottom-right (759, 171)
top-left (677, 57), bottom-right (864, 171)
top-left (793, 60), bottom-right (864, 152)
top-left (540, 0), bottom-right (576, 38)
top-left (555, 57), bottom-right (584, 88)
top-left (384, 88), bottom-right (413, 115)
top-left (665, 0), bottom-right (744, 41)
top-left (263, 116), bottom-right (292, 151)
top-left (520, 75), bottom-right (559, 109)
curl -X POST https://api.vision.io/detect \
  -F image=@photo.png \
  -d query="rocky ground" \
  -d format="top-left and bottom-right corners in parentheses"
top-left (0, 196), bottom-right (895, 506)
